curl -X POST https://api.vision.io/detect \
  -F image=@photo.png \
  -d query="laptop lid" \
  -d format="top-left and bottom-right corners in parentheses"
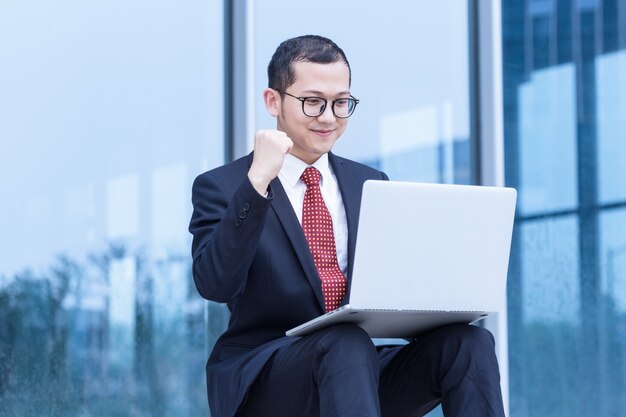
top-left (285, 180), bottom-right (517, 337)
top-left (348, 180), bottom-right (517, 313)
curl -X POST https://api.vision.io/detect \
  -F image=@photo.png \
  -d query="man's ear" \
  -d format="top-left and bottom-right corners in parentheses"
top-left (263, 88), bottom-right (280, 117)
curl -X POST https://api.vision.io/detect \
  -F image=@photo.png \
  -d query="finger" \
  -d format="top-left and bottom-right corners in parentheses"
top-left (285, 137), bottom-right (294, 152)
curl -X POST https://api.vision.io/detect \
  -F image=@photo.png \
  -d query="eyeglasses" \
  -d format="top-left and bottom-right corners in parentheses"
top-left (278, 90), bottom-right (359, 118)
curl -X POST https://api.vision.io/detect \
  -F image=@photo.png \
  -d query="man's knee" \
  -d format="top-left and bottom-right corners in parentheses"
top-left (312, 324), bottom-right (378, 367)
top-left (421, 324), bottom-right (497, 361)
top-left (314, 323), bottom-right (374, 348)
top-left (437, 324), bottom-right (499, 372)
top-left (454, 325), bottom-right (496, 352)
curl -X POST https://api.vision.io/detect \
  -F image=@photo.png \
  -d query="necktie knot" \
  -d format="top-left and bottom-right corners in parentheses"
top-left (300, 167), bottom-right (321, 188)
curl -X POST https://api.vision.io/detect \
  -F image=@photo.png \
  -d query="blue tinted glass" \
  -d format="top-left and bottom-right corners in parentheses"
top-left (597, 50), bottom-right (626, 204)
top-left (504, 1), bottom-right (626, 416)
top-left (517, 65), bottom-right (579, 215)
top-left (518, 217), bottom-right (581, 324)
top-left (508, 217), bottom-right (585, 416)
top-left (0, 0), bottom-right (223, 415)
top-left (254, 0), bottom-right (472, 186)
top-left (600, 209), bottom-right (626, 336)
top-left (253, 3), bottom-right (471, 416)
top-left (599, 209), bottom-right (626, 416)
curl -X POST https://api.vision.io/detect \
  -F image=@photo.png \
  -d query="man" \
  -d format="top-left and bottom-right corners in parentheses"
top-left (189, 35), bottom-right (505, 417)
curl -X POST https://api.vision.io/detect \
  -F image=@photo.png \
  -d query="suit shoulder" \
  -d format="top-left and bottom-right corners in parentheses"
top-left (193, 154), bottom-right (251, 190)
top-left (330, 153), bottom-right (388, 180)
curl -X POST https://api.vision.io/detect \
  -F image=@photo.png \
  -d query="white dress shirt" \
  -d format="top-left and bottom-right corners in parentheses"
top-left (278, 153), bottom-right (349, 275)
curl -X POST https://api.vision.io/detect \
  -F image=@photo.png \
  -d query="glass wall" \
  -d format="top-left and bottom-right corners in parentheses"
top-left (1, 1), bottom-right (485, 416)
top-left (0, 0), bottom-right (223, 416)
top-left (503, 0), bottom-right (626, 415)
top-left (250, 2), bottom-right (476, 416)
top-left (252, 0), bottom-right (475, 185)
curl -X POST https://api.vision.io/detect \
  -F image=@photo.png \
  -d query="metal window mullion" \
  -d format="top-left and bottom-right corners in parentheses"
top-left (476, 1), bottom-right (509, 415)
top-left (225, 0), bottom-right (255, 162)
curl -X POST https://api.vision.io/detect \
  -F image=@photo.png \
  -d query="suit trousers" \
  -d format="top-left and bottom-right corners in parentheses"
top-left (235, 323), bottom-right (505, 417)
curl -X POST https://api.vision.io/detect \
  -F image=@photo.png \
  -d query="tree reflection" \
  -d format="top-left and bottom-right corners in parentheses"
top-left (0, 244), bottom-right (212, 417)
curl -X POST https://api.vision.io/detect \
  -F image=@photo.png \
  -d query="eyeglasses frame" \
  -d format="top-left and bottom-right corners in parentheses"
top-left (277, 90), bottom-right (360, 119)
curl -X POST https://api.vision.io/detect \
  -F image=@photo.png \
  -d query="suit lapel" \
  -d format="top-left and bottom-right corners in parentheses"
top-left (268, 176), bottom-right (326, 312)
top-left (247, 152), bottom-right (362, 312)
top-left (328, 153), bottom-right (361, 292)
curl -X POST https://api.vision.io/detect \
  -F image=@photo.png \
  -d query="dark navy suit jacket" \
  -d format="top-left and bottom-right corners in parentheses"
top-left (189, 152), bottom-right (388, 417)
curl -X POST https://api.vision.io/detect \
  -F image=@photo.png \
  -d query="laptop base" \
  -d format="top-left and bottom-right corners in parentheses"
top-left (286, 306), bottom-right (490, 338)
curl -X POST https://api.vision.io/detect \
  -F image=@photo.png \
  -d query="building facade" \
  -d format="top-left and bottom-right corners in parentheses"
top-left (503, 1), bottom-right (626, 416)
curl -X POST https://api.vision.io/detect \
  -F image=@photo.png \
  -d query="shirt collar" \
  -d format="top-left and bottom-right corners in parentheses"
top-left (280, 153), bottom-right (332, 188)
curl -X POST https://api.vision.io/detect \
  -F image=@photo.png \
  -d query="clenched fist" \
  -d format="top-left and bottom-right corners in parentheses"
top-left (247, 129), bottom-right (293, 195)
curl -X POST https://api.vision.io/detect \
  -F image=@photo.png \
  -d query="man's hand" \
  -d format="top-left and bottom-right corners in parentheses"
top-left (248, 129), bottom-right (293, 195)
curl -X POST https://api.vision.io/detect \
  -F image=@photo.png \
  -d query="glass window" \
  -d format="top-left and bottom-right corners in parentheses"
top-left (509, 217), bottom-right (585, 417)
top-left (253, 0), bottom-right (473, 185)
top-left (597, 50), bottom-right (626, 204)
top-left (504, 2), bottom-right (626, 416)
top-left (252, 3), bottom-right (474, 416)
top-left (0, 0), bottom-right (223, 415)
top-left (599, 209), bottom-right (626, 417)
top-left (518, 217), bottom-right (580, 325)
top-left (600, 209), bottom-right (626, 313)
top-left (517, 64), bottom-right (579, 216)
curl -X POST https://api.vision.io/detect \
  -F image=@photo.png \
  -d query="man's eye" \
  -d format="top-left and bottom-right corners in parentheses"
top-left (334, 99), bottom-right (349, 107)
top-left (305, 98), bottom-right (324, 105)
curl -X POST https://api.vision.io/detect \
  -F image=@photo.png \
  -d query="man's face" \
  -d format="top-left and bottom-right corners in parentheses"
top-left (273, 61), bottom-right (351, 164)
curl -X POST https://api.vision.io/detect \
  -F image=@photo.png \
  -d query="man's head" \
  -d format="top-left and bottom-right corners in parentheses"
top-left (267, 35), bottom-right (351, 92)
top-left (264, 35), bottom-right (354, 164)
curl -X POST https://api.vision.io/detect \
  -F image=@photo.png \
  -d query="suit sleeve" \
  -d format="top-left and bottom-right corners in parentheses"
top-left (189, 172), bottom-right (272, 303)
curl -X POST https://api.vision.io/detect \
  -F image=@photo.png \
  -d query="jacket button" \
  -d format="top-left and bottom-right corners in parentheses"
top-left (239, 210), bottom-right (247, 219)
top-left (243, 203), bottom-right (251, 211)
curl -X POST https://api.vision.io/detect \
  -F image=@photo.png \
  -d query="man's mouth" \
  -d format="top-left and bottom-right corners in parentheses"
top-left (311, 128), bottom-right (335, 137)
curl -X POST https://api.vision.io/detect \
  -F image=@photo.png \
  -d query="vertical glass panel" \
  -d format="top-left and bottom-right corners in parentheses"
top-left (254, 0), bottom-right (472, 184)
top-left (509, 216), bottom-right (584, 417)
top-left (505, 2), bottom-right (626, 417)
top-left (600, 209), bottom-right (626, 314)
top-left (0, 0), bottom-right (222, 415)
top-left (529, 0), bottom-right (555, 16)
top-left (599, 209), bottom-right (626, 416)
top-left (253, 3), bottom-right (473, 416)
top-left (517, 64), bottom-right (578, 215)
top-left (519, 217), bottom-right (580, 325)
top-left (596, 50), bottom-right (626, 204)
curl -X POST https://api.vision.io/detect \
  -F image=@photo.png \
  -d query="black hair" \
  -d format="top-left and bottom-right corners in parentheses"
top-left (267, 35), bottom-right (351, 92)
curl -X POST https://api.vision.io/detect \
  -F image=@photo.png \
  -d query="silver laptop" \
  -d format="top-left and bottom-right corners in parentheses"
top-left (286, 180), bottom-right (517, 338)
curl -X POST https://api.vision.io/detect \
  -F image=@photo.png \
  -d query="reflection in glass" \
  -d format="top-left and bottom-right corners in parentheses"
top-left (600, 210), bottom-right (626, 313)
top-left (254, 0), bottom-right (472, 185)
top-left (0, 0), bottom-right (221, 415)
top-left (379, 103), bottom-right (462, 183)
top-left (518, 65), bottom-right (578, 216)
top-left (509, 217), bottom-right (588, 417)
top-left (598, 209), bottom-right (626, 416)
top-left (597, 50), bottom-right (626, 204)
top-left (504, 1), bottom-right (626, 416)
top-left (252, 2), bottom-right (473, 416)
top-left (519, 217), bottom-right (580, 325)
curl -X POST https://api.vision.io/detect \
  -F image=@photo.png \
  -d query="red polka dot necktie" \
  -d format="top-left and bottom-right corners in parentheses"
top-left (300, 167), bottom-right (347, 312)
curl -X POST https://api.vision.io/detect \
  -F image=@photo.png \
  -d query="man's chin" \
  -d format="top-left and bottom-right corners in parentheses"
top-left (311, 133), bottom-right (338, 146)
top-left (313, 143), bottom-right (336, 156)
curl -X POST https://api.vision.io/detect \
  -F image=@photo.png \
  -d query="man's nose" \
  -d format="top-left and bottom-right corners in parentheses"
top-left (317, 102), bottom-right (336, 122)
